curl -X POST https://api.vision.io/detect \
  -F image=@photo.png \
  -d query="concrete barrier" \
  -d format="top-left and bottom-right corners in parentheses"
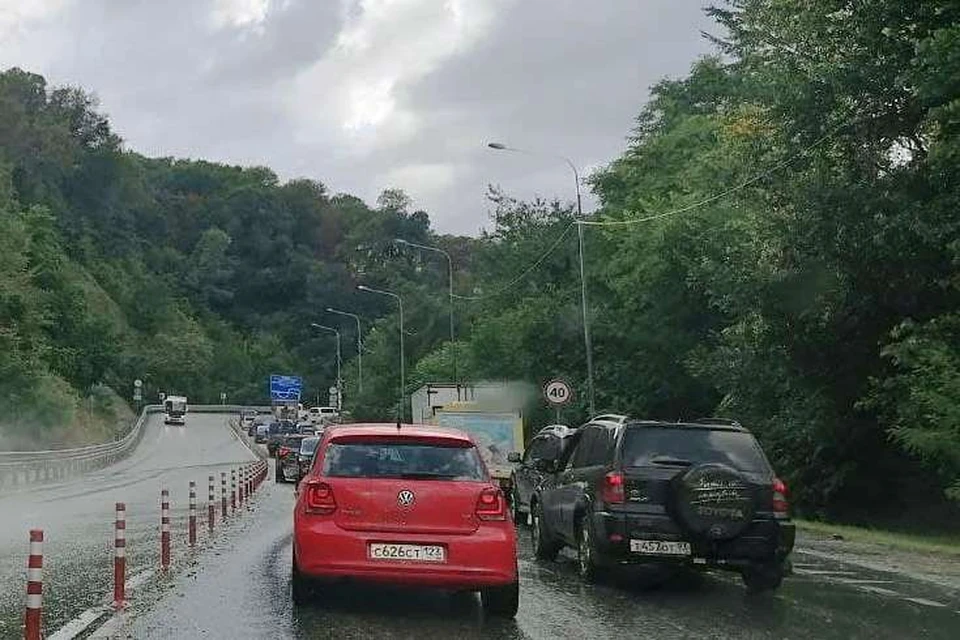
top-left (0, 405), bottom-right (272, 490)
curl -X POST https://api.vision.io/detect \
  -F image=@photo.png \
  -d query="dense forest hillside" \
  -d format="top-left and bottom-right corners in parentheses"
top-left (1, 0), bottom-right (958, 526)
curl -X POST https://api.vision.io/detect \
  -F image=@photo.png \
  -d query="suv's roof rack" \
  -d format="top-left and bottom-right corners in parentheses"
top-left (590, 414), bottom-right (629, 424)
top-left (691, 417), bottom-right (744, 428)
top-left (536, 424), bottom-right (578, 437)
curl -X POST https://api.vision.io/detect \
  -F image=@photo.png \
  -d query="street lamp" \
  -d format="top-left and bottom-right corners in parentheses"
top-left (326, 308), bottom-right (363, 394)
top-left (487, 141), bottom-right (596, 415)
top-left (357, 285), bottom-right (405, 420)
top-left (310, 323), bottom-right (342, 409)
top-left (395, 238), bottom-right (457, 384)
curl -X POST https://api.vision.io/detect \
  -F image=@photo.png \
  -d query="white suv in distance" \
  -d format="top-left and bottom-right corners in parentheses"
top-left (307, 406), bottom-right (338, 425)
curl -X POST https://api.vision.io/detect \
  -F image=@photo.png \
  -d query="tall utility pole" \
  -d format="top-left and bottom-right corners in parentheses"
top-left (326, 308), bottom-right (364, 394)
top-left (357, 285), bottom-right (405, 420)
top-left (394, 239), bottom-right (456, 384)
top-left (310, 324), bottom-right (342, 409)
top-left (487, 142), bottom-right (596, 415)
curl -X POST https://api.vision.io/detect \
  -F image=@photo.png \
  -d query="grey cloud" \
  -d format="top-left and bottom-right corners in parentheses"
top-left (3, 0), bottom-right (716, 235)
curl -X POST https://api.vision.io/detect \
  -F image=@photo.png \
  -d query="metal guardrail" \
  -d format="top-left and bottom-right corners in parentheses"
top-left (0, 404), bottom-right (271, 490)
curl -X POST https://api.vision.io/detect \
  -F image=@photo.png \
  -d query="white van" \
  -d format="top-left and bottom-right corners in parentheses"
top-left (164, 396), bottom-right (188, 425)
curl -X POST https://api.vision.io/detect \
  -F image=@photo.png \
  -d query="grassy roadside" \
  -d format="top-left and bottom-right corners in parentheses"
top-left (796, 518), bottom-right (960, 557)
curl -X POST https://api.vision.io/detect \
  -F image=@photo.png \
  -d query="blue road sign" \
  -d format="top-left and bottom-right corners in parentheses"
top-left (269, 374), bottom-right (303, 401)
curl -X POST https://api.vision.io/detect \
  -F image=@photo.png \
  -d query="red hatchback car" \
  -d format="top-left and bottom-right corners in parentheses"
top-left (292, 424), bottom-right (519, 617)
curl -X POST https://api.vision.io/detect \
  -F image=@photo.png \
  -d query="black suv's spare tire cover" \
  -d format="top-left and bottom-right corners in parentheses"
top-left (672, 463), bottom-right (756, 540)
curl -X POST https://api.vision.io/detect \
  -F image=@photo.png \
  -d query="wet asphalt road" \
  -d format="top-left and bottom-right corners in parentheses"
top-left (0, 413), bottom-right (255, 639)
top-left (119, 465), bottom-right (960, 640)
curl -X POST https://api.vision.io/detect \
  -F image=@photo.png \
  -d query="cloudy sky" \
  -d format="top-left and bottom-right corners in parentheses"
top-left (1, 0), bottom-right (715, 234)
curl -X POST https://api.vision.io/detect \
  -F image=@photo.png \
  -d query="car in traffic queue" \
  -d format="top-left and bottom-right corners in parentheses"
top-left (508, 424), bottom-right (579, 525)
top-left (275, 434), bottom-right (308, 482)
top-left (240, 408), bottom-right (258, 428)
top-left (292, 423), bottom-right (519, 617)
top-left (308, 406), bottom-right (339, 425)
top-left (267, 421), bottom-right (299, 457)
top-left (530, 416), bottom-right (795, 593)
top-left (255, 423), bottom-right (271, 443)
top-left (281, 434), bottom-right (321, 484)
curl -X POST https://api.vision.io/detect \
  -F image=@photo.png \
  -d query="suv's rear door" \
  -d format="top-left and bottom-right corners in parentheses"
top-left (616, 425), bottom-right (774, 529)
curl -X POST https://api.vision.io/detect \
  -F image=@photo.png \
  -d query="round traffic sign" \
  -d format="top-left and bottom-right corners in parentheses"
top-left (543, 379), bottom-right (573, 406)
top-left (133, 379), bottom-right (142, 388)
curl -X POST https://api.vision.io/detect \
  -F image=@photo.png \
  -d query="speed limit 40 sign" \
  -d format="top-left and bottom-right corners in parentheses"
top-left (543, 379), bottom-right (573, 406)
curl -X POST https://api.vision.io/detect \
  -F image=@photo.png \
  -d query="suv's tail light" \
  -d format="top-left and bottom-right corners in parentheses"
top-left (601, 471), bottom-right (625, 505)
top-left (475, 487), bottom-right (506, 521)
top-left (772, 478), bottom-right (789, 518)
top-left (304, 481), bottom-right (337, 515)
top-left (278, 447), bottom-right (291, 458)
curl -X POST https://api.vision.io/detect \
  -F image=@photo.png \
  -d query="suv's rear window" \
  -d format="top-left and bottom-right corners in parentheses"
top-left (282, 435), bottom-right (304, 448)
top-left (621, 427), bottom-right (770, 473)
top-left (322, 441), bottom-right (486, 480)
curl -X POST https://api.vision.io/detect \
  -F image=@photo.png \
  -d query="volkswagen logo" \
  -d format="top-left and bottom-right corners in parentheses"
top-left (397, 489), bottom-right (415, 508)
top-left (709, 524), bottom-right (726, 538)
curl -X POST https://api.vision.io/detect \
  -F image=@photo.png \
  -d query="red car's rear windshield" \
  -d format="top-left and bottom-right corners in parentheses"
top-left (321, 440), bottom-right (486, 481)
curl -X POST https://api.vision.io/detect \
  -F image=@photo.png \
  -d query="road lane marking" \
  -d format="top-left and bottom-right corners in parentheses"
top-left (902, 597), bottom-right (948, 608)
top-left (48, 607), bottom-right (109, 640)
top-left (857, 585), bottom-right (901, 596)
top-left (48, 569), bottom-right (154, 640)
top-left (794, 568), bottom-right (858, 576)
top-left (835, 578), bottom-right (895, 585)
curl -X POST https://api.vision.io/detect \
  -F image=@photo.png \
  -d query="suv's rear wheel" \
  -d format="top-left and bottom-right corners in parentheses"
top-left (511, 489), bottom-right (523, 526)
top-left (531, 502), bottom-right (561, 562)
top-left (576, 518), bottom-right (604, 583)
top-left (742, 562), bottom-right (784, 593)
top-left (480, 579), bottom-right (519, 618)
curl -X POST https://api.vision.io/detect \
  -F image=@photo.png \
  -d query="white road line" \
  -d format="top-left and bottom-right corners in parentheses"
top-left (48, 607), bottom-right (109, 640)
top-left (857, 585), bottom-right (902, 596)
top-left (902, 597), bottom-right (948, 608)
top-left (794, 568), bottom-right (858, 576)
top-left (835, 578), bottom-right (895, 585)
top-left (48, 569), bottom-right (154, 640)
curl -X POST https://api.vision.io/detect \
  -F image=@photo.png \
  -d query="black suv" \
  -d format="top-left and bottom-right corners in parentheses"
top-left (508, 424), bottom-right (579, 524)
top-left (531, 417), bottom-right (794, 592)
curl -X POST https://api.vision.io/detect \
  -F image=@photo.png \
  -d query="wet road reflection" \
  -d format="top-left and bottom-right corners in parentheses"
top-left (123, 466), bottom-right (960, 640)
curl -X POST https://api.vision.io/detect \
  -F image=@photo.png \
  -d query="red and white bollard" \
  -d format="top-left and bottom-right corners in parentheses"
top-left (208, 475), bottom-right (215, 534)
top-left (220, 472), bottom-right (227, 518)
top-left (114, 503), bottom-right (126, 608)
top-left (160, 489), bottom-right (171, 571)
top-left (238, 466), bottom-right (245, 506)
top-left (188, 481), bottom-right (197, 547)
top-left (231, 469), bottom-right (237, 514)
top-left (24, 529), bottom-right (43, 640)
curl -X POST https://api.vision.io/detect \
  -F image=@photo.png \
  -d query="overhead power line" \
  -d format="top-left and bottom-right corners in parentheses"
top-left (456, 117), bottom-right (851, 301)
top-left (452, 222), bottom-right (576, 301)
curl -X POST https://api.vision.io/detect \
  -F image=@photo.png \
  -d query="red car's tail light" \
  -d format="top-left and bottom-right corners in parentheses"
top-left (475, 487), bottom-right (506, 521)
top-left (601, 471), bottom-right (625, 505)
top-left (278, 447), bottom-right (291, 458)
top-left (304, 481), bottom-right (337, 515)
top-left (772, 478), bottom-right (789, 517)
